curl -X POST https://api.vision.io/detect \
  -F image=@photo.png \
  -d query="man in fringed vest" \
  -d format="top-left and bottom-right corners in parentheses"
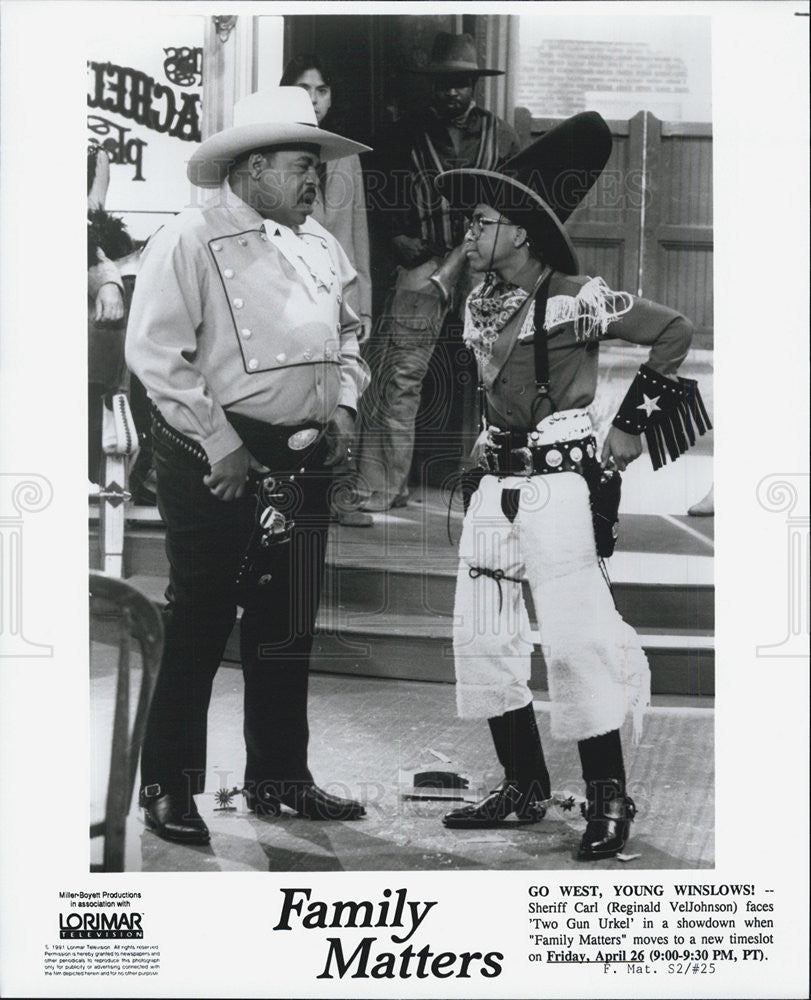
top-left (434, 113), bottom-right (711, 859)
top-left (356, 32), bottom-right (520, 512)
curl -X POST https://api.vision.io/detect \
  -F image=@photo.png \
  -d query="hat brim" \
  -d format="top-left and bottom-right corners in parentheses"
top-left (408, 64), bottom-right (504, 77)
top-left (187, 123), bottom-right (371, 188)
top-left (436, 169), bottom-right (579, 274)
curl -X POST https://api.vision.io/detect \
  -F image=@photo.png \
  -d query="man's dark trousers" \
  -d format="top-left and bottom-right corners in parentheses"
top-left (140, 430), bottom-right (332, 802)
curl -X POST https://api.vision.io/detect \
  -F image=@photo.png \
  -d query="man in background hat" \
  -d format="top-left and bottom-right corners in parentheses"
top-left (126, 88), bottom-right (371, 844)
top-left (434, 112), bottom-right (710, 859)
top-left (356, 31), bottom-right (521, 512)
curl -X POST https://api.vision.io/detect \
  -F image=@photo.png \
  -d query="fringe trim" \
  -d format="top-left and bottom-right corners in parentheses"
top-left (467, 276), bottom-right (634, 364)
top-left (644, 376), bottom-right (713, 471)
top-left (545, 276), bottom-right (634, 341)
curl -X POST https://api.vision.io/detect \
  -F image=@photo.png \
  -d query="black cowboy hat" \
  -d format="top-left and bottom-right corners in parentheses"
top-left (435, 111), bottom-right (612, 274)
top-left (408, 32), bottom-right (504, 77)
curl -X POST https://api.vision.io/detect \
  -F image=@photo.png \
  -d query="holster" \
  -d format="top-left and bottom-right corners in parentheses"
top-left (234, 473), bottom-right (295, 608)
top-left (584, 465), bottom-right (622, 559)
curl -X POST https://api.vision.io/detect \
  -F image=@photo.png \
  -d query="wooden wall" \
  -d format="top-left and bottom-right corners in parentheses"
top-left (515, 110), bottom-right (714, 346)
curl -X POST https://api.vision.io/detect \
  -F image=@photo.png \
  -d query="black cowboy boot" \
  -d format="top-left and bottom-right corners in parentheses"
top-left (509, 703), bottom-right (551, 810)
top-left (140, 784), bottom-right (211, 845)
top-left (244, 781), bottom-right (366, 821)
top-left (443, 779), bottom-right (542, 828)
top-left (578, 778), bottom-right (636, 859)
top-left (443, 704), bottom-right (550, 828)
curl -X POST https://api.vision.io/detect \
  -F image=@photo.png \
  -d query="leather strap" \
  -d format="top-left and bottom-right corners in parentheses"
top-left (530, 267), bottom-right (554, 425)
top-left (483, 431), bottom-right (597, 477)
top-left (474, 267), bottom-right (555, 433)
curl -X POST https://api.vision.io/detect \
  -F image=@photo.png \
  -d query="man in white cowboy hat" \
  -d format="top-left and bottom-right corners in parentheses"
top-left (125, 88), bottom-right (372, 844)
top-left (355, 31), bottom-right (521, 512)
top-left (433, 112), bottom-right (710, 859)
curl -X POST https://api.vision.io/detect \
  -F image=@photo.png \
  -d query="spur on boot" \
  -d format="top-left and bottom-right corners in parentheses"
top-left (577, 779), bottom-right (636, 859)
top-left (443, 780), bottom-right (546, 829)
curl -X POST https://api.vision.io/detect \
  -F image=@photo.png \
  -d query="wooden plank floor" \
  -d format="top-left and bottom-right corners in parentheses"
top-left (91, 656), bottom-right (714, 873)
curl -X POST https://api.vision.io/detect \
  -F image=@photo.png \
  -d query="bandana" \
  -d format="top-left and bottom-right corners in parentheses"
top-left (465, 274), bottom-right (637, 369)
top-left (463, 277), bottom-right (529, 368)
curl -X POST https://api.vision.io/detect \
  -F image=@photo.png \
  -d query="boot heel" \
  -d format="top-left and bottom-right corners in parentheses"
top-left (243, 787), bottom-right (282, 817)
top-left (443, 781), bottom-right (546, 829)
top-left (577, 779), bottom-right (635, 859)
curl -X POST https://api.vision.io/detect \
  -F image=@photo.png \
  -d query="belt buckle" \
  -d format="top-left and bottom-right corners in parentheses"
top-left (287, 427), bottom-right (319, 451)
top-left (509, 446), bottom-right (534, 476)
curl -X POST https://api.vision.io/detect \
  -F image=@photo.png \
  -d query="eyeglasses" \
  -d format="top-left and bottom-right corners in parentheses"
top-left (465, 214), bottom-right (512, 239)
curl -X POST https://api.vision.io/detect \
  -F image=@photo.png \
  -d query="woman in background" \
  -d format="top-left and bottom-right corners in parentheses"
top-left (280, 55), bottom-right (371, 335)
top-left (280, 53), bottom-right (373, 527)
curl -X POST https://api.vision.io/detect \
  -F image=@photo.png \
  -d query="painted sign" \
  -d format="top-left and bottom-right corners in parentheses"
top-left (86, 14), bottom-right (204, 240)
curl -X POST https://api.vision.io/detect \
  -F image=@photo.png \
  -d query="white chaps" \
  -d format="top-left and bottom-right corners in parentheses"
top-left (453, 470), bottom-right (650, 742)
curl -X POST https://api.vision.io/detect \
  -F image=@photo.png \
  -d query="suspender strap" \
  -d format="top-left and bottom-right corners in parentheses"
top-left (474, 266), bottom-right (554, 432)
top-left (531, 267), bottom-right (554, 426)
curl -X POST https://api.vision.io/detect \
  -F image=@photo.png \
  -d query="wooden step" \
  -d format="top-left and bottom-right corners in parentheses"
top-left (306, 617), bottom-right (714, 698)
top-left (323, 561), bottom-right (713, 632)
top-left (123, 573), bottom-right (713, 697)
top-left (95, 525), bottom-right (713, 633)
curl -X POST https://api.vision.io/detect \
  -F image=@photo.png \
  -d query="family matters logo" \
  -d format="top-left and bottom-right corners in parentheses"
top-left (59, 912), bottom-right (143, 939)
top-left (274, 888), bottom-right (503, 981)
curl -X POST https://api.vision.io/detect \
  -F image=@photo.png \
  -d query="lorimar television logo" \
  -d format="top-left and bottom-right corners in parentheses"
top-left (59, 912), bottom-right (143, 939)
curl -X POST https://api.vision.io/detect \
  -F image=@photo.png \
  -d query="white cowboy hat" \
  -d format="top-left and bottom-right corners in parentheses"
top-left (187, 87), bottom-right (371, 188)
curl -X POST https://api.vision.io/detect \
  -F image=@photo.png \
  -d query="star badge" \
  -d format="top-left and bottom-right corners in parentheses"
top-left (637, 393), bottom-right (661, 417)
